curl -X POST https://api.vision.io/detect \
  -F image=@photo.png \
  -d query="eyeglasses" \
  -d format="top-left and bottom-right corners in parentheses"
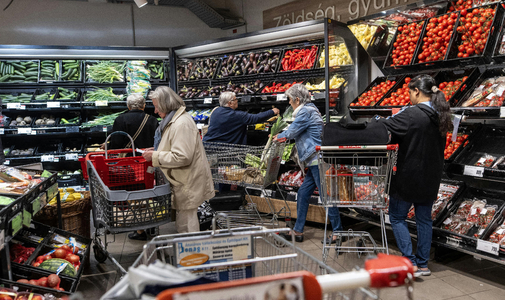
top-left (231, 99), bottom-right (238, 102)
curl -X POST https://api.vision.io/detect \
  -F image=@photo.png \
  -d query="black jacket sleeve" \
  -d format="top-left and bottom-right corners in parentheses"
top-left (379, 108), bottom-right (411, 143)
top-left (236, 109), bottom-right (275, 125)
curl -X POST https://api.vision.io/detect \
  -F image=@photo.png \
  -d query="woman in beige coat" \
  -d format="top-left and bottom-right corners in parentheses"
top-left (142, 86), bottom-right (215, 233)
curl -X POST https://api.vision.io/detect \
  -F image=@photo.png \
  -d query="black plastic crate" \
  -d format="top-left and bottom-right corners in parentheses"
top-left (59, 139), bottom-right (84, 155)
top-left (315, 39), bottom-right (353, 69)
top-left (82, 87), bottom-right (127, 104)
top-left (58, 60), bottom-right (84, 83)
top-left (32, 88), bottom-right (58, 102)
top-left (177, 59), bottom-right (195, 82)
top-left (84, 60), bottom-right (126, 84)
top-left (376, 73), bottom-right (435, 108)
top-left (349, 75), bottom-right (404, 109)
top-left (6, 145), bottom-right (36, 158)
top-left (257, 79), bottom-right (307, 96)
top-left (445, 3), bottom-right (504, 67)
top-left (278, 43), bottom-right (320, 73)
top-left (434, 67), bottom-right (480, 107)
top-left (449, 126), bottom-right (505, 179)
top-left (454, 68), bottom-right (505, 109)
top-left (188, 57), bottom-right (221, 81)
top-left (55, 87), bottom-right (81, 101)
top-left (445, 123), bottom-right (482, 163)
top-left (2, 264), bottom-right (75, 294)
top-left (57, 174), bottom-right (83, 188)
top-left (38, 60), bottom-right (59, 82)
top-left (0, 60), bottom-right (40, 84)
top-left (34, 140), bottom-right (60, 156)
top-left (491, 6), bottom-right (505, 64)
top-left (3, 115), bottom-right (35, 127)
top-left (411, 12), bottom-right (460, 68)
top-left (0, 89), bottom-right (35, 105)
top-left (434, 187), bottom-right (505, 247)
top-left (383, 20), bottom-right (427, 70)
top-left (147, 60), bottom-right (168, 83)
top-left (216, 48), bottom-right (283, 79)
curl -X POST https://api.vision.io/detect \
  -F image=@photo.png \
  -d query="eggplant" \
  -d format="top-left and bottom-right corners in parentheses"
top-left (264, 65), bottom-right (270, 72)
top-left (247, 67), bottom-right (253, 73)
top-left (242, 57), bottom-right (248, 65)
top-left (257, 65), bottom-right (265, 73)
top-left (249, 53), bottom-right (255, 62)
top-left (227, 55), bottom-right (234, 65)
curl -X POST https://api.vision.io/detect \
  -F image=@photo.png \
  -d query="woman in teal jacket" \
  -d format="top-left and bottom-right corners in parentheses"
top-left (274, 84), bottom-right (342, 242)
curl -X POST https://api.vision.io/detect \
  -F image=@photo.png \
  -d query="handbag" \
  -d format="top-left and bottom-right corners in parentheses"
top-left (201, 107), bottom-right (219, 137)
top-left (322, 118), bottom-right (390, 146)
top-left (118, 114), bottom-right (150, 158)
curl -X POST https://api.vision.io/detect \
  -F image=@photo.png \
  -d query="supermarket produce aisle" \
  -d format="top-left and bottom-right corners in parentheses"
top-left (77, 219), bottom-right (505, 300)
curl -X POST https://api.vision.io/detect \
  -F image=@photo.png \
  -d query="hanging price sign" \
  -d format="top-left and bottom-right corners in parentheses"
top-left (17, 127), bottom-right (32, 134)
top-left (65, 153), bottom-right (79, 161)
top-left (276, 94), bottom-right (287, 101)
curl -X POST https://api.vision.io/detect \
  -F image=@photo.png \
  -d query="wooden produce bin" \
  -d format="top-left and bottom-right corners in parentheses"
top-left (247, 195), bottom-right (329, 224)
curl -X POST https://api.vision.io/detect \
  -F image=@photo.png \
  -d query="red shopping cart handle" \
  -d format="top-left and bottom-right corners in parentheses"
top-left (155, 254), bottom-right (413, 300)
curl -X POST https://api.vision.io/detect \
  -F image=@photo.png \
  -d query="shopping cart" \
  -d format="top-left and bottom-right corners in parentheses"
top-left (203, 141), bottom-right (290, 229)
top-left (317, 145), bottom-right (398, 263)
top-left (85, 132), bottom-right (172, 274)
top-left (101, 214), bottom-right (414, 300)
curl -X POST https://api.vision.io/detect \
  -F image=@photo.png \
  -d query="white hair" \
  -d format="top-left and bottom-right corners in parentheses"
top-left (286, 84), bottom-right (311, 105)
top-left (126, 94), bottom-right (146, 110)
top-left (219, 91), bottom-right (236, 107)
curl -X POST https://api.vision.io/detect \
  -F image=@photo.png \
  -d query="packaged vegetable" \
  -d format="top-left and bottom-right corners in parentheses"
top-left (475, 154), bottom-right (496, 167)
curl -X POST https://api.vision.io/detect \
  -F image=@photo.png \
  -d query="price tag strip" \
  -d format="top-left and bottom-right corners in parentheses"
top-left (41, 155), bottom-right (55, 162)
top-left (95, 100), bottom-right (108, 107)
top-left (204, 98), bottom-right (213, 104)
top-left (65, 153), bottom-right (79, 161)
top-left (47, 102), bottom-right (61, 108)
top-left (464, 165), bottom-right (484, 177)
top-left (17, 127), bottom-right (32, 135)
top-left (477, 239), bottom-right (499, 256)
top-left (276, 94), bottom-right (287, 101)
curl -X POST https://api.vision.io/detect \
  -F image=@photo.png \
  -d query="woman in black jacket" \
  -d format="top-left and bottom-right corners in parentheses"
top-left (379, 74), bottom-right (452, 277)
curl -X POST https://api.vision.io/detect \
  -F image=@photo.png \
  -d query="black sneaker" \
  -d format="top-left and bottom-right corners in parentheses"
top-left (279, 232), bottom-right (304, 243)
top-left (128, 231), bottom-right (147, 240)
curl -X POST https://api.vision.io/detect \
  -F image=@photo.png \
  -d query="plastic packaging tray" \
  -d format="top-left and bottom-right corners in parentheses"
top-left (349, 75), bottom-right (405, 109)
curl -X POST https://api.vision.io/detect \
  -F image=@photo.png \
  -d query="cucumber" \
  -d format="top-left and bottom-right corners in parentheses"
top-left (62, 60), bottom-right (76, 63)
top-left (25, 76), bottom-right (38, 81)
top-left (0, 75), bottom-right (9, 82)
top-left (67, 68), bottom-right (77, 79)
top-left (63, 63), bottom-right (79, 69)
top-left (14, 70), bottom-right (23, 76)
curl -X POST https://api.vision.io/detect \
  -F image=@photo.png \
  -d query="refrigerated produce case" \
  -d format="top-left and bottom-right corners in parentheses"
top-left (343, 0), bottom-right (505, 266)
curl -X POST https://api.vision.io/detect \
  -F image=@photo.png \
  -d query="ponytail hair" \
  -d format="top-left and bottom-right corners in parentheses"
top-left (408, 74), bottom-right (453, 136)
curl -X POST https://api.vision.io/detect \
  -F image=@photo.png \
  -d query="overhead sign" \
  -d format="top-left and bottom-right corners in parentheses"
top-left (263, 0), bottom-right (417, 29)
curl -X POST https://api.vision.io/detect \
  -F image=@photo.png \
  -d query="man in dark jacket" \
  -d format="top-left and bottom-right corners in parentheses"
top-left (203, 92), bottom-right (279, 145)
top-left (108, 94), bottom-right (158, 150)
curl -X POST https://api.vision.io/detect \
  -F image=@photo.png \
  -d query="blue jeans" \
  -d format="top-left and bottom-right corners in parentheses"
top-left (389, 194), bottom-right (433, 268)
top-left (294, 165), bottom-right (343, 233)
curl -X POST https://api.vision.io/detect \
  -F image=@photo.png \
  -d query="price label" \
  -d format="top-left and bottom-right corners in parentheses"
top-left (17, 127), bottom-right (32, 134)
top-left (23, 209), bottom-right (32, 227)
top-left (384, 214), bottom-right (391, 224)
top-left (32, 198), bottom-right (41, 215)
top-left (19, 105), bottom-right (26, 110)
top-left (0, 128), bottom-right (4, 135)
top-left (281, 160), bottom-right (286, 164)
top-left (204, 98), bottom-right (213, 104)
top-left (102, 126), bottom-right (108, 132)
top-left (464, 165), bottom-right (484, 177)
top-left (4, 160), bottom-right (9, 165)
top-left (261, 96), bottom-right (268, 101)
top-left (276, 94), bottom-right (287, 101)
top-left (500, 107), bottom-right (505, 118)
top-left (65, 153), bottom-right (79, 161)
top-left (241, 95), bottom-right (252, 103)
top-left (47, 102), bottom-right (60, 108)
top-left (196, 123), bottom-right (204, 130)
top-left (477, 239), bottom-right (499, 256)
top-left (314, 92), bottom-right (326, 100)
top-left (31, 130), bottom-right (37, 135)
top-left (11, 212), bottom-right (22, 236)
top-left (446, 236), bottom-right (461, 248)
top-left (0, 230), bottom-right (4, 251)
top-left (54, 157), bottom-right (60, 162)
top-left (7, 103), bottom-right (20, 109)
top-left (41, 155), bottom-right (54, 162)
top-left (95, 100), bottom-right (108, 107)
top-left (65, 126), bottom-right (79, 133)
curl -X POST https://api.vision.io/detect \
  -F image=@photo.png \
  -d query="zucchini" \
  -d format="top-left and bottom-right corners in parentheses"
top-left (63, 63), bottom-right (79, 69)
top-left (67, 68), bottom-right (77, 79)
top-left (24, 71), bottom-right (38, 77)
top-left (9, 75), bottom-right (25, 80)
top-left (0, 75), bottom-right (9, 82)
top-left (62, 60), bottom-right (76, 63)
top-left (14, 70), bottom-right (23, 76)
top-left (11, 63), bottom-right (26, 70)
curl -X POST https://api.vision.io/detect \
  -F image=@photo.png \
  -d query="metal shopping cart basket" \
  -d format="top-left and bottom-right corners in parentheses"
top-left (203, 141), bottom-right (290, 229)
top-left (85, 132), bottom-right (172, 274)
top-left (317, 145), bottom-right (398, 263)
top-left (102, 214), bottom-right (414, 300)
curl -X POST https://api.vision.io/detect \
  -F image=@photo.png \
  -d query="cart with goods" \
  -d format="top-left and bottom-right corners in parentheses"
top-left (82, 132), bottom-right (171, 274)
top-left (317, 145), bottom-right (398, 263)
top-left (203, 140), bottom-right (288, 229)
top-left (100, 214), bottom-right (414, 300)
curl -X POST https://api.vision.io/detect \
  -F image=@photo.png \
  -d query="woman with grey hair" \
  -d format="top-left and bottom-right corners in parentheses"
top-left (108, 93), bottom-right (158, 152)
top-left (203, 91), bottom-right (280, 145)
top-left (273, 84), bottom-right (342, 242)
top-left (142, 86), bottom-right (215, 234)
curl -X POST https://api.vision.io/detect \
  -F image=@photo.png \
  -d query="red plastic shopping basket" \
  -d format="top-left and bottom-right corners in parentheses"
top-left (79, 132), bottom-right (155, 191)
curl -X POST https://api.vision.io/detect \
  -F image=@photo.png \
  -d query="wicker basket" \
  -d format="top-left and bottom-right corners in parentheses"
top-left (34, 191), bottom-right (91, 239)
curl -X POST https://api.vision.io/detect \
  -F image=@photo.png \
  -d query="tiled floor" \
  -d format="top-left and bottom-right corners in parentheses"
top-left (77, 217), bottom-right (505, 299)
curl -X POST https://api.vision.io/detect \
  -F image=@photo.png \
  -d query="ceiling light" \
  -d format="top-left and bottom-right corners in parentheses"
top-left (134, 0), bottom-right (148, 8)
